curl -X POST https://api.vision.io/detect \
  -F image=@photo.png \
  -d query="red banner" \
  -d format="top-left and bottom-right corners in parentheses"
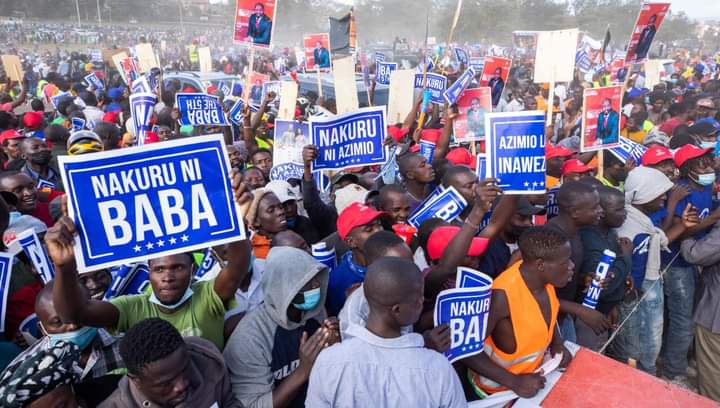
top-left (624, 2), bottom-right (670, 64)
top-left (234, 0), bottom-right (277, 48)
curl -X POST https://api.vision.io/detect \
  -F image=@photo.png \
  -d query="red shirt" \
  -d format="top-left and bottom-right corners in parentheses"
top-left (5, 282), bottom-right (42, 340)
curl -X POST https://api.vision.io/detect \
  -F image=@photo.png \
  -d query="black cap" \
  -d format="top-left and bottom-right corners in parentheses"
top-left (689, 121), bottom-right (718, 136)
top-left (516, 197), bottom-right (546, 216)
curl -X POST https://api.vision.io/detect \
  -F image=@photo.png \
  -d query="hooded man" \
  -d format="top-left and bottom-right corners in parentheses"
top-left (224, 247), bottom-right (339, 408)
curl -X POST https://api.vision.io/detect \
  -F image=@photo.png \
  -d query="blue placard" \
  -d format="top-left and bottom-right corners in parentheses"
top-left (434, 286), bottom-right (492, 363)
top-left (51, 91), bottom-right (70, 109)
top-left (71, 117), bottom-right (86, 132)
top-left (175, 93), bottom-right (229, 127)
top-left (375, 52), bottom-right (386, 63)
top-left (262, 81), bottom-right (282, 101)
top-left (376, 62), bottom-right (397, 86)
top-left (130, 92), bottom-right (156, 146)
top-left (310, 106), bottom-right (387, 171)
top-left (37, 179), bottom-right (55, 190)
top-left (486, 111), bottom-right (546, 194)
top-left (17, 230), bottom-right (54, 284)
top-left (547, 186), bottom-right (559, 219)
top-left (444, 66), bottom-right (476, 105)
top-left (476, 155), bottom-right (486, 180)
top-left (219, 82), bottom-right (231, 97)
top-left (0, 252), bottom-right (13, 333)
top-left (576, 49), bottom-right (592, 73)
top-left (455, 47), bottom-right (469, 65)
top-left (84, 72), bottom-right (104, 90)
top-left (131, 76), bottom-right (152, 94)
top-left (227, 99), bottom-right (258, 126)
top-left (469, 58), bottom-right (485, 72)
top-left (19, 313), bottom-right (40, 339)
top-left (195, 248), bottom-right (219, 281)
top-left (609, 136), bottom-right (647, 164)
top-left (419, 140), bottom-right (436, 163)
top-left (270, 163), bottom-right (304, 181)
top-left (414, 73), bottom-right (447, 104)
top-left (407, 186), bottom-right (467, 229)
top-left (58, 135), bottom-right (246, 272)
top-left (456, 266), bottom-right (493, 289)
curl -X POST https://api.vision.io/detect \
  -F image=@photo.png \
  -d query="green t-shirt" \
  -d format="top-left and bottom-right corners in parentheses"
top-left (110, 280), bottom-right (226, 350)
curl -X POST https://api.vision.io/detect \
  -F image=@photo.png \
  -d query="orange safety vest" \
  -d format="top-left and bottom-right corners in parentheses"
top-left (469, 261), bottom-right (559, 395)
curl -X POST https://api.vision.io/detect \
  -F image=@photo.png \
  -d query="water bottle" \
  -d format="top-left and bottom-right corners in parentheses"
top-left (582, 249), bottom-right (616, 309)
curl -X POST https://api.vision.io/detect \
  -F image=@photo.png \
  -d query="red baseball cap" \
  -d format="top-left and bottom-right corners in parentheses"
top-left (0, 129), bottom-right (24, 144)
top-left (336, 202), bottom-right (387, 240)
top-left (22, 111), bottom-right (44, 129)
top-left (642, 146), bottom-right (674, 166)
top-left (674, 144), bottom-right (713, 168)
top-left (546, 145), bottom-right (574, 159)
top-left (387, 126), bottom-right (409, 142)
top-left (421, 128), bottom-right (442, 143)
top-left (561, 159), bottom-right (592, 176)
top-left (427, 226), bottom-right (489, 261)
top-left (446, 147), bottom-right (475, 169)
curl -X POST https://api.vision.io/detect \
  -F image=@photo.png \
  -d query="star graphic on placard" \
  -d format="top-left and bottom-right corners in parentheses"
top-left (146, 242), bottom-right (154, 250)
top-left (181, 235), bottom-right (189, 242)
top-left (532, 182), bottom-right (538, 187)
top-left (133, 245), bottom-right (141, 253)
top-left (169, 237), bottom-right (177, 245)
top-left (462, 347), bottom-right (467, 352)
top-left (524, 181), bottom-right (530, 187)
top-left (539, 181), bottom-right (545, 187)
top-left (157, 239), bottom-right (165, 247)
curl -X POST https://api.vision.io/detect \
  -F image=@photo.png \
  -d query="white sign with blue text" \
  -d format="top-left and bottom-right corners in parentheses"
top-left (455, 47), bottom-right (469, 65)
top-left (414, 73), bottom-right (447, 104)
top-left (609, 136), bottom-right (646, 164)
top-left (84, 72), bottom-right (104, 90)
top-left (310, 106), bottom-right (387, 171)
top-left (175, 93), bottom-right (229, 127)
top-left (434, 267), bottom-right (493, 363)
top-left (443, 66), bottom-right (476, 105)
top-left (486, 111), bottom-right (546, 194)
top-left (58, 134), bottom-right (246, 272)
top-left (0, 252), bottom-right (13, 333)
top-left (17, 229), bottom-right (54, 284)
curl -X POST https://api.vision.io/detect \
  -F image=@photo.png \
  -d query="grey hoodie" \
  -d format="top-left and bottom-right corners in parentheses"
top-left (223, 247), bottom-right (328, 408)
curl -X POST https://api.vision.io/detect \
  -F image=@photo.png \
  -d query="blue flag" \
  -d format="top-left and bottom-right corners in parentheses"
top-left (414, 73), bottom-right (447, 104)
top-left (407, 186), bottom-right (467, 229)
top-left (84, 72), bottom-right (104, 90)
top-left (17, 230), bottom-right (54, 284)
top-left (227, 99), bottom-right (258, 126)
top-left (71, 117), bottom-right (86, 132)
top-left (0, 252), bottom-right (13, 333)
top-left (454, 47), bottom-right (469, 65)
top-left (175, 93), bottom-right (229, 127)
top-left (434, 284), bottom-right (492, 363)
top-left (58, 135), bottom-right (246, 272)
top-left (443, 66), bottom-right (476, 105)
top-left (130, 92), bottom-right (156, 146)
top-left (486, 111), bottom-right (546, 194)
top-left (195, 248), bottom-right (220, 281)
top-left (310, 106), bottom-right (387, 171)
top-left (376, 62), bottom-right (397, 86)
top-left (547, 186), bottom-right (560, 220)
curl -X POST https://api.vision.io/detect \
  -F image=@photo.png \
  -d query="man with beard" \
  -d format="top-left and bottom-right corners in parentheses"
top-left (20, 137), bottom-right (61, 190)
top-left (598, 150), bottom-right (628, 191)
top-left (246, 2), bottom-right (273, 46)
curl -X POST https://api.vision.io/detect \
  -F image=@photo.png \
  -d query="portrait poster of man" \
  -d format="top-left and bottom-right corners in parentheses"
top-left (479, 56), bottom-right (511, 107)
top-left (581, 85), bottom-right (622, 152)
top-left (234, 0), bottom-right (277, 48)
top-left (304, 33), bottom-right (332, 71)
top-left (248, 72), bottom-right (270, 105)
top-left (454, 87), bottom-right (492, 143)
top-left (624, 2), bottom-right (670, 64)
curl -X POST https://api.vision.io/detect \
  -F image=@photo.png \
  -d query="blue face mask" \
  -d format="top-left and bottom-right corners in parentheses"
top-left (46, 325), bottom-right (97, 350)
top-left (293, 287), bottom-right (321, 311)
top-left (149, 285), bottom-right (194, 310)
top-left (695, 172), bottom-right (716, 186)
top-left (700, 141), bottom-right (716, 150)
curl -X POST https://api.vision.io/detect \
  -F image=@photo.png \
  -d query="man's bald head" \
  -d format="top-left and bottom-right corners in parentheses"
top-left (397, 153), bottom-right (423, 177)
top-left (270, 230), bottom-right (310, 253)
top-left (363, 257), bottom-right (424, 329)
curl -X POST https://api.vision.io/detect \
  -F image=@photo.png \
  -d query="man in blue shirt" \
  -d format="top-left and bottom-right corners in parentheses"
top-left (325, 202), bottom-right (386, 316)
top-left (663, 144), bottom-right (720, 385)
top-left (247, 3), bottom-right (273, 46)
top-left (313, 41), bottom-right (330, 69)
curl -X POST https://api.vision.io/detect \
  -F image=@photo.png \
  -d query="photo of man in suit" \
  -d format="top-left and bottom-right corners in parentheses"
top-left (595, 98), bottom-right (619, 144)
top-left (466, 97), bottom-right (488, 138)
top-left (634, 14), bottom-right (657, 61)
top-left (313, 40), bottom-right (330, 69)
top-left (247, 3), bottom-right (273, 46)
top-left (488, 67), bottom-right (505, 107)
top-left (250, 79), bottom-right (263, 104)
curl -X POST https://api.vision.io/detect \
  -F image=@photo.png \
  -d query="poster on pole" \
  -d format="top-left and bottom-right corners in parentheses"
top-left (271, 120), bottom-right (310, 181)
top-left (387, 69), bottom-right (415, 125)
top-left (454, 87), bottom-right (492, 143)
top-left (581, 86), bottom-right (622, 152)
top-left (333, 56), bottom-right (360, 115)
top-left (135, 43), bottom-right (159, 73)
top-left (198, 47), bottom-right (212, 73)
top-left (486, 111), bottom-right (546, 195)
top-left (304, 33), bottom-right (332, 71)
top-left (533, 28), bottom-right (579, 83)
top-left (624, 2), bottom-right (671, 65)
top-left (234, 0), bottom-right (277, 48)
top-left (479, 56), bottom-right (511, 107)
top-left (248, 72), bottom-right (270, 105)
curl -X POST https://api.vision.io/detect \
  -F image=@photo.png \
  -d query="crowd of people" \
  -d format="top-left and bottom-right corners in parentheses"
top-left (0, 14), bottom-right (719, 408)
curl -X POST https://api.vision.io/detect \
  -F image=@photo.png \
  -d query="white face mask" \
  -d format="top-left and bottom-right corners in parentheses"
top-left (148, 284), bottom-right (194, 310)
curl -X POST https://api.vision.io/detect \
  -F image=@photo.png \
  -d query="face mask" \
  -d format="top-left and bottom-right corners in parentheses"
top-left (292, 287), bottom-right (321, 311)
top-left (695, 172), bottom-right (716, 186)
top-left (29, 150), bottom-right (52, 166)
top-left (700, 141), bottom-right (716, 150)
top-left (46, 325), bottom-right (97, 350)
top-left (149, 285), bottom-right (194, 310)
top-left (669, 78), bottom-right (678, 85)
top-left (8, 211), bottom-right (21, 224)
